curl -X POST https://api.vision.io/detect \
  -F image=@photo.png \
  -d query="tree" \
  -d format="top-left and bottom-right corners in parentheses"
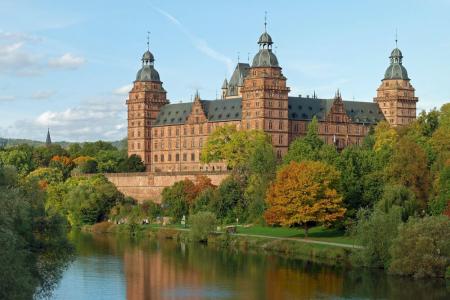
top-left (0, 148), bottom-right (34, 176)
top-left (0, 165), bottom-right (73, 299)
top-left (389, 215), bottom-right (450, 278)
top-left (201, 125), bottom-right (273, 172)
top-left (429, 163), bottom-right (450, 215)
top-left (119, 154), bottom-right (146, 172)
top-left (386, 136), bottom-right (430, 207)
top-left (374, 121), bottom-right (398, 152)
top-left (161, 181), bottom-right (190, 222)
top-left (26, 167), bottom-right (64, 189)
top-left (264, 161), bottom-right (346, 237)
top-left (283, 117), bottom-right (338, 166)
top-left (189, 211), bottom-right (217, 242)
top-left (49, 155), bottom-right (75, 178)
top-left (376, 184), bottom-right (418, 221)
top-left (209, 176), bottom-right (245, 223)
top-left (351, 207), bottom-right (402, 268)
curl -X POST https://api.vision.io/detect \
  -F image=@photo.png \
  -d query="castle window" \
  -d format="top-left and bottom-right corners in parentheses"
top-left (325, 125), bottom-right (328, 133)
top-left (279, 121), bottom-right (283, 130)
top-left (256, 102), bottom-right (259, 107)
top-left (196, 117), bottom-right (199, 123)
top-left (269, 110), bottom-right (272, 117)
top-left (183, 140), bottom-right (186, 148)
top-left (279, 135), bottom-right (283, 144)
top-left (191, 140), bottom-right (194, 148)
top-left (154, 142), bottom-right (158, 149)
top-left (191, 127), bottom-right (195, 134)
top-left (161, 154), bottom-right (164, 162)
top-left (278, 101), bottom-right (282, 108)
top-left (137, 131), bottom-right (140, 137)
top-left (183, 127), bottom-right (187, 135)
top-left (269, 101), bottom-right (272, 107)
top-left (191, 153), bottom-right (195, 161)
top-left (168, 154), bottom-right (172, 161)
top-left (279, 111), bottom-right (283, 117)
top-left (199, 138), bottom-right (203, 147)
top-left (154, 155), bottom-right (158, 162)
top-left (277, 150), bottom-right (282, 159)
top-left (176, 154), bottom-right (179, 161)
top-left (161, 129), bottom-right (164, 137)
top-left (176, 128), bottom-right (179, 136)
top-left (199, 125), bottom-right (203, 134)
top-left (294, 124), bottom-right (299, 132)
top-left (255, 121), bottom-right (259, 129)
top-left (137, 143), bottom-right (140, 149)
top-left (131, 143), bottom-right (134, 150)
top-left (176, 140), bottom-right (179, 148)
top-left (269, 120), bottom-right (273, 130)
top-left (246, 123), bottom-right (250, 129)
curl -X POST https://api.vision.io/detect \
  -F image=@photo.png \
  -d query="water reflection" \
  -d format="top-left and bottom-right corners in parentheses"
top-left (52, 232), bottom-right (450, 300)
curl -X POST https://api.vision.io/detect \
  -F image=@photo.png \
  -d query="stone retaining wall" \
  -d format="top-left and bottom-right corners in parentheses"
top-left (105, 171), bottom-right (229, 202)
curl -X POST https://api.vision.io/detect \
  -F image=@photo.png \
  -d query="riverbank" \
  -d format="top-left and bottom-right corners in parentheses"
top-left (83, 222), bottom-right (357, 267)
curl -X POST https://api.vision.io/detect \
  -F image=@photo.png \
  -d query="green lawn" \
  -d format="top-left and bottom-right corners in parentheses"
top-left (236, 225), bottom-right (355, 245)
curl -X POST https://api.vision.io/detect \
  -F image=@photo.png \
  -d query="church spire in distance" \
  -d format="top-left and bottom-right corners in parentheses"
top-left (46, 128), bottom-right (52, 146)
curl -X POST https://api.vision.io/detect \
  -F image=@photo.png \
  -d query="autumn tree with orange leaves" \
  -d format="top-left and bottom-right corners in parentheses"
top-left (264, 161), bottom-right (346, 237)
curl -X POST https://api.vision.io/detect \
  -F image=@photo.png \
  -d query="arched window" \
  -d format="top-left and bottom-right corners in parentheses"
top-left (269, 120), bottom-right (273, 130)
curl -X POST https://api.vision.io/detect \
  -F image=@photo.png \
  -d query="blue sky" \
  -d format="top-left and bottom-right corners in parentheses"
top-left (0, 0), bottom-right (449, 142)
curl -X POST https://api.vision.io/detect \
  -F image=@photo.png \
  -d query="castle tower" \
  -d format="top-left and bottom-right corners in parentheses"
top-left (241, 19), bottom-right (290, 158)
top-left (374, 42), bottom-right (418, 126)
top-left (127, 38), bottom-right (168, 169)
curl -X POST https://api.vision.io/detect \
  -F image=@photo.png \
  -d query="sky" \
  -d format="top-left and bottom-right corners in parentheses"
top-left (0, 0), bottom-right (449, 142)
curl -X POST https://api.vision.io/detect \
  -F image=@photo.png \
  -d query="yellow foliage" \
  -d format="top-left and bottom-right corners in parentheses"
top-left (265, 161), bottom-right (346, 231)
top-left (374, 121), bottom-right (398, 151)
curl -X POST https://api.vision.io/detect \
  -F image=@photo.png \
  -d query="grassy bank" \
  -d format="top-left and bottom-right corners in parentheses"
top-left (82, 222), bottom-right (354, 267)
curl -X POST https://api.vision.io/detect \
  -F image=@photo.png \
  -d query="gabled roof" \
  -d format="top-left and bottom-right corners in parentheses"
top-left (153, 97), bottom-right (384, 126)
top-left (153, 98), bottom-right (242, 126)
top-left (288, 97), bottom-right (384, 124)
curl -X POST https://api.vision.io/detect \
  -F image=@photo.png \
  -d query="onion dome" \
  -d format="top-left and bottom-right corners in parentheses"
top-left (252, 49), bottom-right (279, 67)
top-left (384, 47), bottom-right (409, 80)
top-left (136, 49), bottom-right (160, 82)
top-left (258, 32), bottom-right (273, 46)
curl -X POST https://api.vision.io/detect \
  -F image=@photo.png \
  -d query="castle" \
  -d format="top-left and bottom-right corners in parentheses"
top-left (126, 25), bottom-right (418, 173)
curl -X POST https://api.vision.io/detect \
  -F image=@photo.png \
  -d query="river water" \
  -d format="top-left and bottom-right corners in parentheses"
top-left (50, 231), bottom-right (449, 300)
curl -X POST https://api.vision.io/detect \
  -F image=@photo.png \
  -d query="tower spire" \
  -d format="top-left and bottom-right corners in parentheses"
top-left (395, 28), bottom-right (398, 48)
top-left (147, 31), bottom-right (150, 51)
top-left (264, 11), bottom-right (267, 32)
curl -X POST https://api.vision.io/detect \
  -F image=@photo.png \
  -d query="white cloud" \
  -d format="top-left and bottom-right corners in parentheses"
top-left (2, 95), bottom-right (127, 142)
top-left (155, 7), bottom-right (234, 75)
top-left (113, 84), bottom-right (133, 95)
top-left (31, 90), bottom-right (55, 100)
top-left (48, 53), bottom-right (85, 69)
top-left (0, 95), bottom-right (16, 102)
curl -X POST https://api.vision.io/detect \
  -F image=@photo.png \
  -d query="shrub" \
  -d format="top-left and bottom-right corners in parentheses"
top-left (389, 215), bottom-right (450, 278)
top-left (351, 206), bottom-right (402, 268)
top-left (189, 211), bottom-right (217, 242)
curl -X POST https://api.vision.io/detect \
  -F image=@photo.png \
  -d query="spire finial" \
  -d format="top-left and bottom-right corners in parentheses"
top-left (146, 31), bottom-right (150, 50)
top-left (237, 51), bottom-right (240, 63)
top-left (395, 28), bottom-right (398, 48)
top-left (264, 11), bottom-right (267, 32)
top-left (247, 52), bottom-right (250, 63)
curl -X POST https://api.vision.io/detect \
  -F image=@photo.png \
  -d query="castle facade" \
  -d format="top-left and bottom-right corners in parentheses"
top-left (126, 27), bottom-right (418, 172)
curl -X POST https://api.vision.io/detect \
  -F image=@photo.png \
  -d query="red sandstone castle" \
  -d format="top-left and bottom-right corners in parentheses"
top-left (126, 26), bottom-right (418, 172)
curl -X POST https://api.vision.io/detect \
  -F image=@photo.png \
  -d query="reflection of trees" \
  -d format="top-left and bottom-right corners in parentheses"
top-left (342, 269), bottom-right (450, 300)
top-left (73, 234), bottom-right (450, 300)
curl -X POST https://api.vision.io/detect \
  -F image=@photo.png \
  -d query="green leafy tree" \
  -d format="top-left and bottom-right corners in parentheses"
top-left (0, 165), bottom-right (73, 299)
top-left (283, 117), bottom-right (338, 166)
top-left (161, 181), bottom-right (190, 222)
top-left (119, 154), bottom-right (146, 172)
top-left (376, 184), bottom-right (418, 221)
top-left (209, 176), bottom-right (245, 223)
top-left (189, 211), bottom-right (217, 242)
top-left (389, 215), bottom-right (450, 278)
top-left (351, 206), bottom-right (402, 268)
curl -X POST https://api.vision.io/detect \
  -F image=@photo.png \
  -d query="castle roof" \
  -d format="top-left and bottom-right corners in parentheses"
top-left (153, 97), bottom-right (383, 127)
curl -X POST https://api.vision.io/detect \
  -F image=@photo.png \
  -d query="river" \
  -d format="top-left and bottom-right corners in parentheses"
top-left (50, 231), bottom-right (450, 300)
